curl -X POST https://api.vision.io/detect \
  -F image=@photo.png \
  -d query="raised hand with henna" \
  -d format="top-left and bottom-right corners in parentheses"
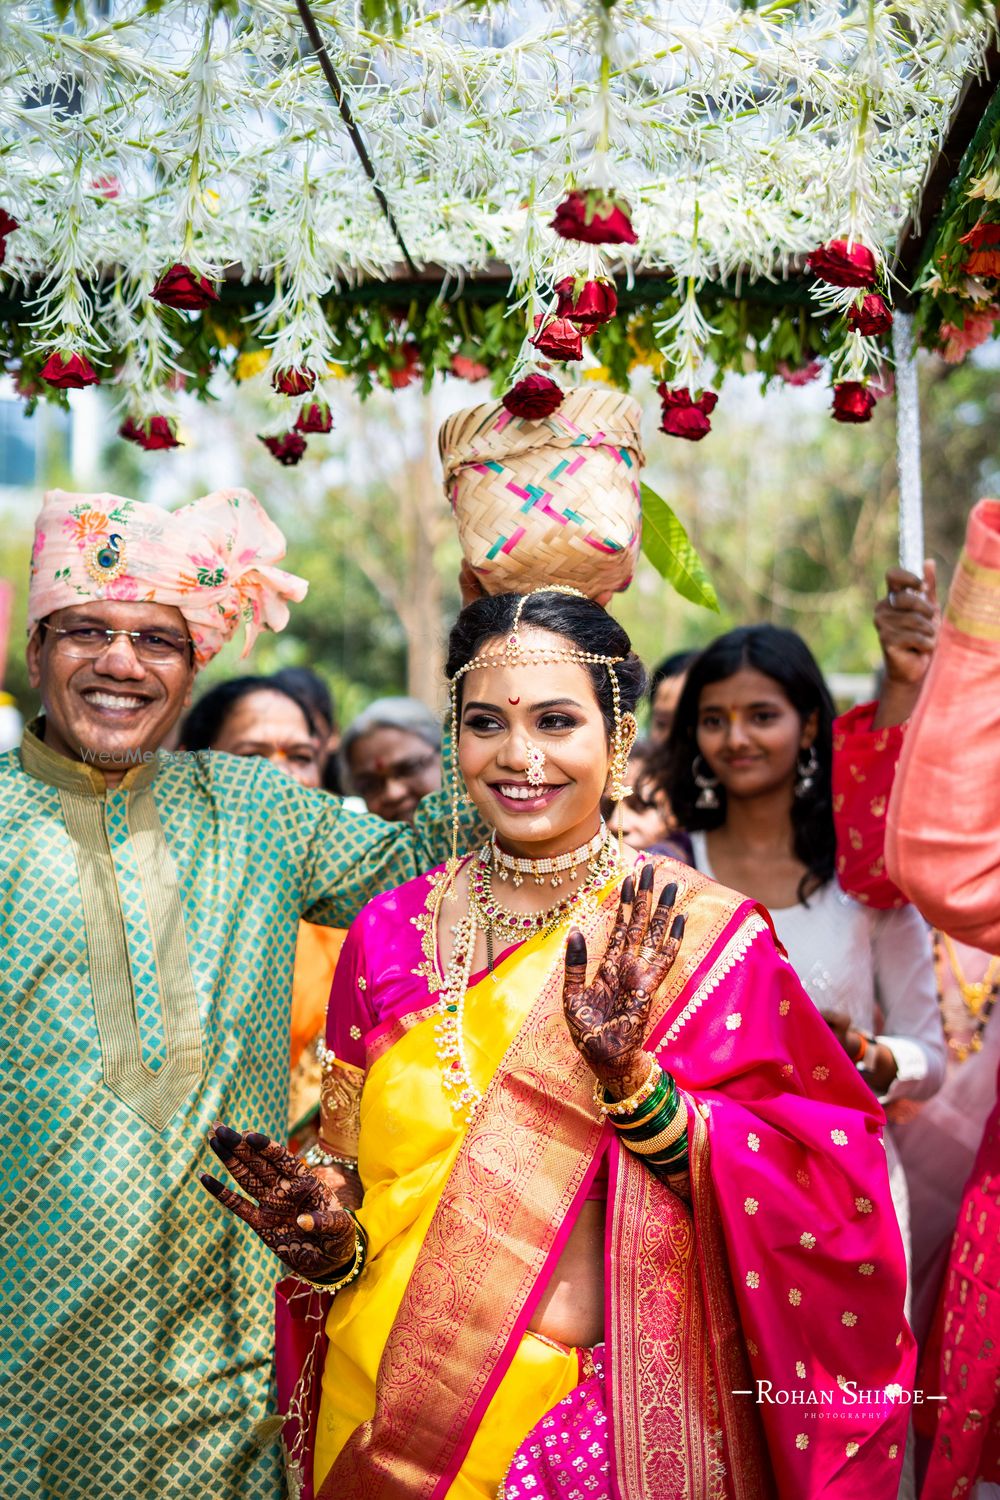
top-left (200, 1124), bottom-right (358, 1281)
top-left (562, 863), bottom-right (684, 1101)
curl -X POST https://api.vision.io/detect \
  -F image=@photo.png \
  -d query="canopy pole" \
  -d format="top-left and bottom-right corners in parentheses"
top-left (295, 0), bottom-right (418, 276)
top-left (892, 311), bottom-right (925, 575)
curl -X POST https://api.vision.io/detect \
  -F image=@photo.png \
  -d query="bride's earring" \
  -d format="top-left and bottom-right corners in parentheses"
top-left (693, 754), bottom-right (721, 810)
top-left (795, 746), bottom-right (819, 799)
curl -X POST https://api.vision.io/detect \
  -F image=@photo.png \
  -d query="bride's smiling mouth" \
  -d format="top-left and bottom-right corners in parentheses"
top-left (487, 780), bottom-right (568, 813)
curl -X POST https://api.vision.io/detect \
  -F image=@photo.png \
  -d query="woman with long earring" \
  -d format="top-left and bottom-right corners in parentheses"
top-left (657, 627), bottom-right (945, 1305)
top-left (202, 591), bottom-right (913, 1500)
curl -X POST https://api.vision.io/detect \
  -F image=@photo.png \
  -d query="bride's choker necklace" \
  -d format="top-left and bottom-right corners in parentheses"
top-left (490, 822), bottom-right (608, 889)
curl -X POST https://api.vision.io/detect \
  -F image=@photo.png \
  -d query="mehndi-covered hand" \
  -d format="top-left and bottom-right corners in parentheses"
top-left (562, 863), bottom-right (684, 1099)
top-left (200, 1124), bottom-right (357, 1281)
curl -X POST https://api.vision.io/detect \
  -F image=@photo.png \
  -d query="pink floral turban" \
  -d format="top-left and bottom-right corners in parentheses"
top-left (27, 487), bottom-right (308, 668)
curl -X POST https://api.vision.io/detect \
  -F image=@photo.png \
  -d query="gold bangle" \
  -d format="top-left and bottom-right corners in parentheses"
top-left (594, 1054), bottom-right (661, 1118)
top-left (623, 1102), bottom-right (689, 1156)
top-left (294, 1215), bottom-right (367, 1294)
top-left (614, 1083), bottom-right (678, 1132)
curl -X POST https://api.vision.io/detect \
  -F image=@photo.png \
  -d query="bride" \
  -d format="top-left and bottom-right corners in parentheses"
top-left (203, 587), bottom-right (913, 1500)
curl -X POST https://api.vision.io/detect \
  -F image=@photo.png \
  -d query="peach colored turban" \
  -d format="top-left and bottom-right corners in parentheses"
top-left (27, 487), bottom-right (308, 668)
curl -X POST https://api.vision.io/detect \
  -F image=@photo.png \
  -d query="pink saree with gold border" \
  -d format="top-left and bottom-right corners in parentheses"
top-left (277, 857), bottom-right (914, 1500)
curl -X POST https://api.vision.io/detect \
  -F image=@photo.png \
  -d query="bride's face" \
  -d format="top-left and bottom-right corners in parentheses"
top-left (457, 627), bottom-right (612, 855)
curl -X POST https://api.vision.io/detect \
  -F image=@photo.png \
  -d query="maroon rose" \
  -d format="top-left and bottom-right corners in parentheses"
top-left (551, 190), bottom-right (638, 246)
top-left (294, 401), bottom-right (333, 434)
top-left (806, 240), bottom-right (877, 289)
top-left (450, 353), bottom-right (490, 382)
top-left (151, 263), bottom-right (220, 310)
top-left (831, 382), bottom-right (876, 423)
top-left (554, 276), bottom-right (618, 329)
top-left (530, 315), bottom-right (584, 361)
top-left (0, 208), bottom-right (18, 265)
top-left (40, 350), bottom-right (100, 389)
top-left (260, 431), bottom-right (308, 465)
top-left (657, 385), bottom-right (718, 442)
top-left (272, 366), bottom-right (316, 396)
top-left (119, 415), bottom-right (181, 451)
top-left (847, 293), bottom-right (893, 336)
top-left (501, 373), bottom-right (564, 419)
top-left (959, 221), bottom-right (1000, 278)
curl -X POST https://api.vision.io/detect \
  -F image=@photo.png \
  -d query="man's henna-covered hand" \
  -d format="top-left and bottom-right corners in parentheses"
top-left (200, 1125), bottom-right (358, 1280)
top-left (562, 863), bottom-right (685, 1099)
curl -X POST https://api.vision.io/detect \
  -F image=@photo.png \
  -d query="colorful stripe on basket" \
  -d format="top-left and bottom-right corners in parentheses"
top-left (486, 526), bottom-right (528, 560)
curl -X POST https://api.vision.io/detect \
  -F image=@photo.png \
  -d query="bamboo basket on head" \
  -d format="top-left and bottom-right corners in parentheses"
top-left (439, 388), bottom-right (645, 599)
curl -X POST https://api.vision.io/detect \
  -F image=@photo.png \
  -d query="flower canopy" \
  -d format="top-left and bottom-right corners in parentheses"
top-left (0, 0), bottom-right (994, 449)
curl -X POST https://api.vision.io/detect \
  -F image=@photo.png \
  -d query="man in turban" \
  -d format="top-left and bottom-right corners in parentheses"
top-left (1, 489), bottom-right (477, 1500)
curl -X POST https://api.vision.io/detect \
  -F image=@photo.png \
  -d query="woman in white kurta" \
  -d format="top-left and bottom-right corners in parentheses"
top-left (656, 624), bottom-right (946, 1300)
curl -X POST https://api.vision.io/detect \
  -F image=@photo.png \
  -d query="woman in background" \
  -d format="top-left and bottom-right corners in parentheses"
top-left (339, 695), bottom-right (442, 823)
top-left (180, 675), bottom-right (344, 1136)
top-left (657, 625), bottom-right (945, 1311)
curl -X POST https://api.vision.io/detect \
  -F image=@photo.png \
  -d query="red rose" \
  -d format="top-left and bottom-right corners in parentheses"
top-left (119, 415), bottom-right (181, 451)
top-left (551, 190), bottom-right (638, 246)
top-left (40, 350), bottom-right (100, 389)
top-left (959, 222), bottom-right (1000, 278)
top-left (806, 240), bottom-right (877, 289)
top-left (530, 315), bottom-right (583, 361)
top-left (776, 359), bottom-right (823, 386)
top-left (831, 382), bottom-right (876, 423)
top-left (657, 385), bottom-right (718, 442)
top-left (387, 341), bottom-right (421, 389)
top-left (294, 402), bottom-right (333, 434)
top-left (151, 263), bottom-right (220, 310)
top-left (846, 293), bottom-right (893, 336)
top-left (554, 276), bottom-right (618, 329)
top-left (91, 176), bottom-right (120, 200)
top-left (272, 366), bottom-right (316, 396)
top-left (450, 353), bottom-right (490, 381)
top-left (501, 373), bottom-right (564, 419)
top-left (260, 431), bottom-right (308, 466)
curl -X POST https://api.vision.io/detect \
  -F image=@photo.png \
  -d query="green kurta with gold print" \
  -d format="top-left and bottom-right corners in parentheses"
top-left (0, 725), bottom-right (467, 1499)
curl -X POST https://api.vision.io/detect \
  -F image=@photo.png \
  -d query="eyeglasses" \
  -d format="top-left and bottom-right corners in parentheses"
top-left (41, 623), bottom-right (193, 665)
top-left (353, 751), bottom-right (439, 800)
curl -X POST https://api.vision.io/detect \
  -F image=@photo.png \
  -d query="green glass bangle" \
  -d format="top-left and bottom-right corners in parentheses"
top-left (650, 1140), bottom-right (689, 1164)
top-left (612, 1078), bottom-right (676, 1133)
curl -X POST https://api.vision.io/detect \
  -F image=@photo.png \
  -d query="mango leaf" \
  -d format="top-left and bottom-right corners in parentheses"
top-left (639, 483), bottom-right (720, 612)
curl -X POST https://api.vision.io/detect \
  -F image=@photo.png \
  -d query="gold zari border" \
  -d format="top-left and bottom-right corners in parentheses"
top-left (946, 552), bottom-right (1000, 642)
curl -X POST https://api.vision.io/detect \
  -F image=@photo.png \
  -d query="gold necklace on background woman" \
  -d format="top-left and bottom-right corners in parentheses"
top-left (934, 930), bottom-right (1000, 1062)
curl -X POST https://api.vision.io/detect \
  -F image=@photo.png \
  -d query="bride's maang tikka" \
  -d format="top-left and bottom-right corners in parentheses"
top-left (446, 584), bottom-right (638, 882)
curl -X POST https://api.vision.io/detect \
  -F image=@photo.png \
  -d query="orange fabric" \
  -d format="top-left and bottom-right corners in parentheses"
top-left (886, 499), bottom-right (1000, 954)
top-left (831, 702), bottom-right (907, 911)
top-left (291, 922), bottom-right (347, 1068)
